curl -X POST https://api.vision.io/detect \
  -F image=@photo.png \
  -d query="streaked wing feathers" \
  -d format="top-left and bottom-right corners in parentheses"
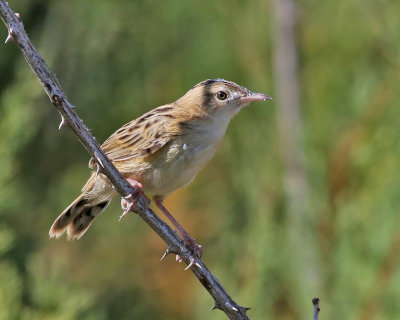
top-left (101, 105), bottom-right (178, 163)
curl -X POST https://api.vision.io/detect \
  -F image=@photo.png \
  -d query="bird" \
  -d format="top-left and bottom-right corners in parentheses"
top-left (49, 79), bottom-right (272, 254)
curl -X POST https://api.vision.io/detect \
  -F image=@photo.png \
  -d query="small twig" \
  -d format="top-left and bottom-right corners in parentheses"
top-left (312, 297), bottom-right (320, 320)
top-left (0, 2), bottom-right (250, 319)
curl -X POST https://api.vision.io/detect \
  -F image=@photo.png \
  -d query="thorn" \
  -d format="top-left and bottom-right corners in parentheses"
top-left (185, 258), bottom-right (195, 270)
top-left (15, 13), bottom-right (20, 18)
top-left (176, 255), bottom-right (183, 263)
top-left (5, 34), bottom-right (12, 44)
top-left (160, 248), bottom-right (172, 261)
top-left (160, 249), bottom-right (169, 261)
top-left (58, 116), bottom-right (66, 130)
top-left (5, 29), bottom-right (13, 44)
top-left (225, 302), bottom-right (238, 312)
top-left (195, 262), bottom-right (202, 269)
top-left (238, 306), bottom-right (251, 314)
top-left (210, 302), bottom-right (222, 311)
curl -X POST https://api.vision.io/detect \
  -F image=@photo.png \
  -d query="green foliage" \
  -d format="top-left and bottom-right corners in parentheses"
top-left (0, 225), bottom-right (104, 320)
top-left (0, 227), bottom-right (21, 320)
top-left (1, 0), bottom-right (400, 319)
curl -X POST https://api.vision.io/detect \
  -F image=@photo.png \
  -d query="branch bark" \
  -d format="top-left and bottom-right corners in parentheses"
top-left (312, 297), bottom-right (320, 320)
top-left (0, 2), bottom-right (249, 319)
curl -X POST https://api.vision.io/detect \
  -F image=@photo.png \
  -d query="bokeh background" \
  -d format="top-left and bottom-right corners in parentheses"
top-left (1, 0), bottom-right (400, 319)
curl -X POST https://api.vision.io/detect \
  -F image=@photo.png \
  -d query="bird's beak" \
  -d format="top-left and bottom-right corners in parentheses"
top-left (240, 92), bottom-right (273, 104)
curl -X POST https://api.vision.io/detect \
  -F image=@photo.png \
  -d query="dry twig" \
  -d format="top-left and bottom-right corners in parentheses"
top-left (312, 297), bottom-right (320, 320)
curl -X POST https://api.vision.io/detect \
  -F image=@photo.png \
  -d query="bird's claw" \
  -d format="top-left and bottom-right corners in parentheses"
top-left (179, 236), bottom-right (203, 270)
top-left (119, 194), bottom-right (136, 221)
top-left (184, 235), bottom-right (203, 258)
top-left (153, 198), bottom-right (203, 269)
top-left (119, 179), bottom-right (149, 221)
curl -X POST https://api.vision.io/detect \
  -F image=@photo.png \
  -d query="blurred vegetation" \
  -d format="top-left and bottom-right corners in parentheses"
top-left (1, 0), bottom-right (400, 319)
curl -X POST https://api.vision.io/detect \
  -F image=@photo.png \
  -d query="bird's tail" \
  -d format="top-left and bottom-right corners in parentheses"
top-left (49, 194), bottom-right (110, 240)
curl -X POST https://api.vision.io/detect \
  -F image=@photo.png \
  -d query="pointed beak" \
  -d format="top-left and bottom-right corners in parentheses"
top-left (240, 92), bottom-right (273, 104)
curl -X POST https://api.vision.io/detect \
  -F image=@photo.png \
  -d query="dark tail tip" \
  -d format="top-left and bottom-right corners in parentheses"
top-left (66, 201), bottom-right (110, 240)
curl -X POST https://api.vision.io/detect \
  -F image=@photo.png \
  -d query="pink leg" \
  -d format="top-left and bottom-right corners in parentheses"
top-left (119, 178), bottom-right (149, 221)
top-left (154, 196), bottom-right (203, 267)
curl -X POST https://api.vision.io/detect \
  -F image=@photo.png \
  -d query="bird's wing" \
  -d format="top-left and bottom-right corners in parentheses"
top-left (101, 105), bottom-right (179, 163)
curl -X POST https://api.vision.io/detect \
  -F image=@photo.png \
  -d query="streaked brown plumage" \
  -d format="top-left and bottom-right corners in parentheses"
top-left (49, 79), bottom-right (271, 241)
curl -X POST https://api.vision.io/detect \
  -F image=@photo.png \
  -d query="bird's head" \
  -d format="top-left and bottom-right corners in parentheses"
top-left (177, 79), bottom-right (272, 119)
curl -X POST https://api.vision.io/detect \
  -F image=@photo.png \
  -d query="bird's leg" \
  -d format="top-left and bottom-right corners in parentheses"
top-left (154, 196), bottom-right (202, 268)
top-left (119, 178), bottom-right (149, 221)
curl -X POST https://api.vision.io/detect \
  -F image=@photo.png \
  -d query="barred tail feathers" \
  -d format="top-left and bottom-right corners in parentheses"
top-left (49, 195), bottom-right (110, 240)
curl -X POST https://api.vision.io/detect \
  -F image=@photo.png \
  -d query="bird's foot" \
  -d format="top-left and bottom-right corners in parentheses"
top-left (119, 179), bottom-right (149, 221)
top-left (154, 198), bottom-right (202, 269)
top-left (184, 234), bottom-right (203, 258)
top-left (176, 235), bottom-right (203, 270)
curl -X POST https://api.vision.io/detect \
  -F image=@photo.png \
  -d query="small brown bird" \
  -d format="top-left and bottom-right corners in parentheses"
top-left (49, 79), bottom-right (271, 251)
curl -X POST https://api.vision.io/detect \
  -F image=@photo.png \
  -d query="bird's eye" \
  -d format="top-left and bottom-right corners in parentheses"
top-left (216, 91), bottom-right (228, 101)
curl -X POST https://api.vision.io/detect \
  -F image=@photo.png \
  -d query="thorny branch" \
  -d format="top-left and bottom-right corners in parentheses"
top-left (0, 2), bottom-right (250, 319)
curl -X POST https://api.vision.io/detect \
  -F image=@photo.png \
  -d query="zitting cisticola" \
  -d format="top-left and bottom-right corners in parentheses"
top-left (49, 79), bottom-right (272, 255)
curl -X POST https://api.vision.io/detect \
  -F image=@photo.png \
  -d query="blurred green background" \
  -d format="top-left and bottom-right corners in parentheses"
top-left (1, 0), bottom-right (400, 319)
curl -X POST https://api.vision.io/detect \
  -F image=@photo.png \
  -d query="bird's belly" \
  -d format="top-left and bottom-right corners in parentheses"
top-left (142, 139), bottom-right (219, 197)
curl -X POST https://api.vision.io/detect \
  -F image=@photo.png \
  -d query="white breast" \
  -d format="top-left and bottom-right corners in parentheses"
top-left (143, 112), bottom-right (232, 197)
